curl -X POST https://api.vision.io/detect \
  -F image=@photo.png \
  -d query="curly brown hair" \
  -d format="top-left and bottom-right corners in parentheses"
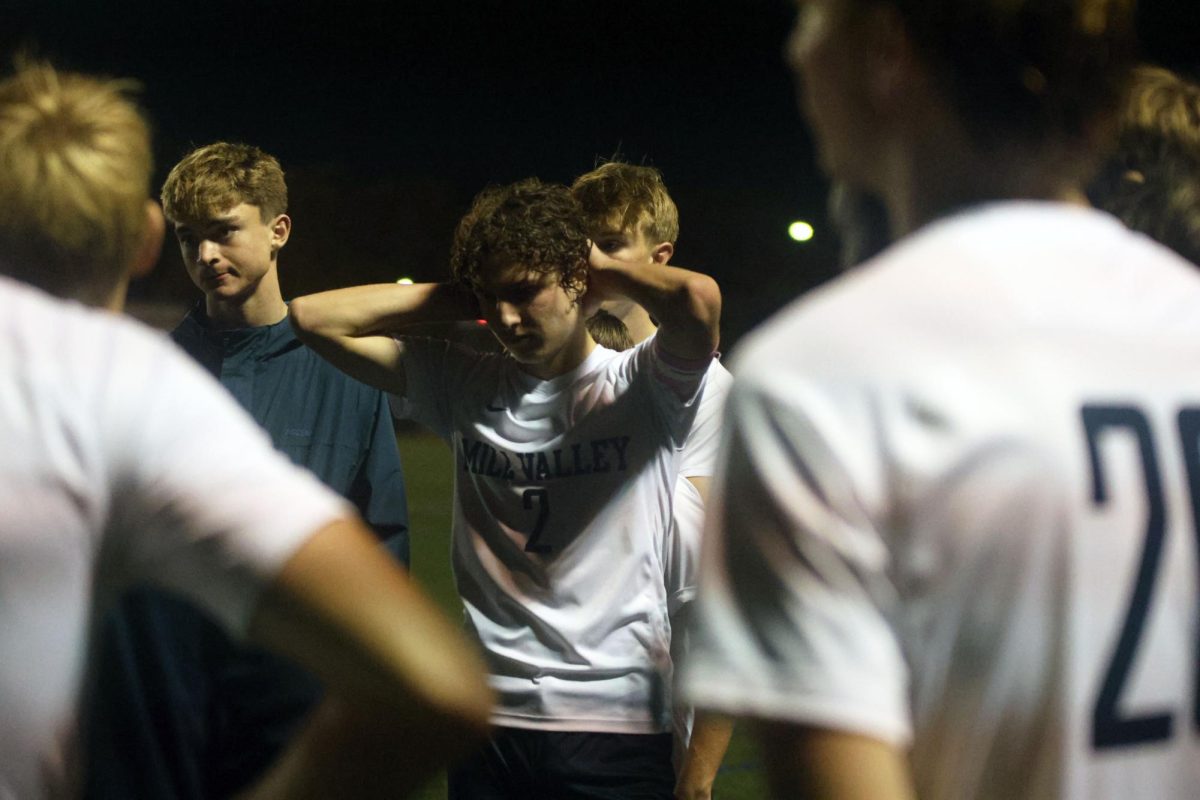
top-left (450, 178), bottom-right (589, 298)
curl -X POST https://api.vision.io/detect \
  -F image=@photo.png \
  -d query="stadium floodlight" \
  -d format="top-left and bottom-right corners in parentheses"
top-left (788, 221), bottom-right (815, 242)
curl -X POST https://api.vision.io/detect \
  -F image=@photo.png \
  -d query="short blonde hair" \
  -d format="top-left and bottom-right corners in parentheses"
top-left (571, 161), bottom-right (679, 245)
top-left (0, 61), bottom-right (152, 304)
top-left (161, 141), bottom-right (287, 226)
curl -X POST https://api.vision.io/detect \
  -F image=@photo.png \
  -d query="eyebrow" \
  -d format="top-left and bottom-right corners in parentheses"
top-left (174, 214), bottom-right (239, 231)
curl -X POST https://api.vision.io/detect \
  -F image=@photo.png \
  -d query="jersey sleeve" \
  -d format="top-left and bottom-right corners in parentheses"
top-left (665, 476), bottom-right (704, 616)
top-left (683, 372), bottom-right (913, 747)
top-left (387, 336), bottom-right (476, 439)
top-left (633, 336), bottom-right (714, 450)
top-left (677, 360), bottom-right (732, 479)
top-left (103, 331), bottom-right (351, 638)
top-left (350, 390), bottom-right (411, 565)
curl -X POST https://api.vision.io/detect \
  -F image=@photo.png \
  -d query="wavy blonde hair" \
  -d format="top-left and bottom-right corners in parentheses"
top-left (571, 161), bottom-right (679, 245)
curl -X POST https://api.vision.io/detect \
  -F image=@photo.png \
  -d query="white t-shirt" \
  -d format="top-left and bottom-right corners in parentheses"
top-left (664, 359), bottom-right (733, 615)
top-left (0, 277), bottom-right (347, 799)
top-left (685, 203), bottom-right (1200, 800)
top-left (661, 359), bottom-right (732, 756)
top-left (394, 335), bottom-right (711, 733)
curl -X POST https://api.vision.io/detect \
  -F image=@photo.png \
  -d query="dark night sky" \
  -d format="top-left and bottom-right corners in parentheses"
top-left (5, 0), bottom-right (1199, 344)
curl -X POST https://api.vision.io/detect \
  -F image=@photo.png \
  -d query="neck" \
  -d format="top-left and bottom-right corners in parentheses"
top-left (613, 303), bottom-right (658, 345)
top-left (205, 270), bottom-right (287, 330)
top-left (521, 326), bottom-right (597, 381)
top-left (877, 105), bottom-right (1083, 237)
top-left (100, 275), bottom-right (130, 313)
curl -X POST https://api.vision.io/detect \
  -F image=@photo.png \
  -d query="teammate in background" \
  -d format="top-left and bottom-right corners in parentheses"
top-left (86, 142), bottom-right (412, 799)
top-left (289, 178), bottom-right (722, 799)
top-left (571, 161), bottom-right (734, 800)
top-left (0, 61), bottom-right (490, 799)
top-left (684, 1), bottom-right (1200, 799)
top-left (1089, 65), bottom-right (1200, 266)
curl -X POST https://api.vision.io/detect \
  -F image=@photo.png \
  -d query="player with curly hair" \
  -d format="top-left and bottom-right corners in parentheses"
top-left (289, 177), bottom-right (722, 799)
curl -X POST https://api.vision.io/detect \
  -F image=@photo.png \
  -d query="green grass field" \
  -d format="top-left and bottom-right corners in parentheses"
top-left (396, 430), bottom-right (767, 800)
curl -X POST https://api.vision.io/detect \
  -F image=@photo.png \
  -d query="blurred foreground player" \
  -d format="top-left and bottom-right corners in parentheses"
top-left (0, 62), bottom-right (490, 799)
top-left (571, 161), bottom-right (734, 799)
top-left (686, 1), bottom-right (1200, 799)
top-left (87, 141), bottom-right (411, 799)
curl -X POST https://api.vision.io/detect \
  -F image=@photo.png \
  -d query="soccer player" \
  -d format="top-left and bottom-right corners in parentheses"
top-left (1089, 65), bottom-right (1200, 266)
top-left (86, 142), bottom-right (412, 799)
top-left (571, 161), bottom-right (734, 799)
top-left (289, 177), bottom-right (722, 799)
top-left (0, 61), bottom-right (491, 799)
top-left (685, 1), bottom-right (1200, 799)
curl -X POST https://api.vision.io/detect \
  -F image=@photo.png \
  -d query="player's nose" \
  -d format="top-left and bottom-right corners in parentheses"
top-left (496, 300), bottom-right (521, 328)
top-left (196, 239), bottom-right (220, 265)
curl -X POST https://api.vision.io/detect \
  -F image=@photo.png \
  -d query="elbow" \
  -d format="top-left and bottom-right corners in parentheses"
top-left (684, 273), bottom-right (722, 351)
top-left (287, 296), bottom-right (324, 344)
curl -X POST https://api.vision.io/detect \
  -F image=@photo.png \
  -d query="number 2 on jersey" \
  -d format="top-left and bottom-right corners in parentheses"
top-left (522, 488), bottom-right (551, 554)
top-left (1083, 404), bottom-right (1200, 750)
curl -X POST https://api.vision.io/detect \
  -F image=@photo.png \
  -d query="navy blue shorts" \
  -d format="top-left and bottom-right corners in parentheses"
top-left (448, 727), bottom-right (675, 800)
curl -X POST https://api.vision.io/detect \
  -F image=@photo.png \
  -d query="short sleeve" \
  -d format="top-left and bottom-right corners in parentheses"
top-left (352, 391), bottom-right (410, 565)
top-left (678, 360), bottom-right (732, 479)
top-left (665, 475), bottom-right (705, 615)
top-left (634, 336), bottom-right (713, 450)
top-left (387, 336), bottom-right (475, 438)
top-left (683, 373), bottom-right (913, 746)
top-left (104, 333), bottom-right (350, 637)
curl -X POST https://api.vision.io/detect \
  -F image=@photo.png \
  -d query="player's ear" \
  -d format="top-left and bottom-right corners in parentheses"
top-left (130, 200), bottom-right (165, 279)
top-left (650, 242), bottom-right (673, 265)
top-left (270, 214), bottom-right (292, 256)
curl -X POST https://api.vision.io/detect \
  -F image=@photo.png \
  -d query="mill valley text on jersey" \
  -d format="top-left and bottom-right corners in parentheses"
top-left (459, 436), bottom-right (633, 481)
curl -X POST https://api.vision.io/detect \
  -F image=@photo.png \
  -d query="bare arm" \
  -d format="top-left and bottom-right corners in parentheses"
top-left (756, 722), bottom-right (916, 800)
top-left (288, 282), bottom-right (479, 395)
top-left (586, 247), bottom-right (721, 362)
top-left (238, 517), bottom-right (493, 800)
top-left (675, 711), bottom-right (734, 800)
top-left (673, 475), bottom-right (733, 800)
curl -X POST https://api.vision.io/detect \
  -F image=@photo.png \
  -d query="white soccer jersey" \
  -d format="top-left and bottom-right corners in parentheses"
top-left (685, 203), bottom-right (1200, 800)
top-left (394, 334), bottom-right (711, 733)
top-left (0, 278), bottom-right (347, 799)
top-left (665, 359), bottom-right (733, 614)
top-left (661, 359), bottom-right (732, 755)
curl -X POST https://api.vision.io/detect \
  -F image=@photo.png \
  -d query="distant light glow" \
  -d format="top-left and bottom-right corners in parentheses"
top-left (396, 277), bottom-right (414, 285)
top-left (788, 221), bottom-right (815, 242)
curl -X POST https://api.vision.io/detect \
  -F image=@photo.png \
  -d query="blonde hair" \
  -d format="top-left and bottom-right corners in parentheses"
top-left (161, 141), bottom-right (287, 225)
top-left (0, 61), bottom-right (152, 304)
top-left (571, 161), bottom-right (679, 245)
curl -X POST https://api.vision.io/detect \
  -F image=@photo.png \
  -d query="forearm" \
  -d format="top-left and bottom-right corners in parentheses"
top-left (675, 712), bottom-right (734, 800)
top-left (243, 519), bottom-right (493, 798)
top-left (757, 722), bottom-right (916, 800)
top-left (239, 695), bottom-right (479, 800)
top-left (589, 255), bottom-right (721, 360)
top-left (289, 282), bottom-right (478, 341)
top-left (289, 282), bottom-right (478, 393)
